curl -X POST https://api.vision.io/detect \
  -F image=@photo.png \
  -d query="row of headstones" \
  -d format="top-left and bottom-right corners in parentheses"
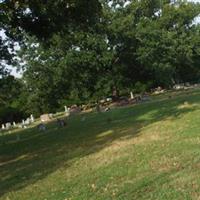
top-left (38, 107), bottom-right (70, 132)
top-left (2, 99), bottom-right (125, 132)
top-left (1, 114), bottom-right (35, 131)
top-left (1, 105), bottom-right (81, 133)
top-left (19, 114), bottom-right (35, 128)
top-left (1, 122), bottom-right (16, 130)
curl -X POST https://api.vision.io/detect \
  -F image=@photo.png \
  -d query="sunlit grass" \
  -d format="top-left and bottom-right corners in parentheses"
top-left (1, 89), bottom-right (200, 199)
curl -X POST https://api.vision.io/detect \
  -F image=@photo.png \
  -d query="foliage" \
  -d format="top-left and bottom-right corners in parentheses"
top-left (0, 32), bottom-right (13, 76)
top-left (0, 75), bottom-right (22, 107)
top-left (1, 0), bottom-right (102, 40)
top-left (0, 106), bottom-right (25, 124)
top-left (1, 0), bottom-right (200, 115)
top-left (0, 75), bottom-right (26, 123)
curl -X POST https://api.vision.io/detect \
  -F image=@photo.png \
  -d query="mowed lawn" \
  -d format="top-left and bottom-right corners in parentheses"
top-left (2, 89), bottom-right (200, 200)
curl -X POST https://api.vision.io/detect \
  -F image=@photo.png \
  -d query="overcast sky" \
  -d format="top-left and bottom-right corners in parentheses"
top-left (3, 0), bottom-right (200, 78)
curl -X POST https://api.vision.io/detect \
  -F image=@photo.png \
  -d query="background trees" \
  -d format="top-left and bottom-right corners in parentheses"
top-left (1, 0), bottom-right (200, 117)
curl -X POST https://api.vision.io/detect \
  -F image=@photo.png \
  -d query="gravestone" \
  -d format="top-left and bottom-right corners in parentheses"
top-left (64, 106), bottom-right (68, 112)
top-left (37, 123), bottom-right (46, 131)
top-left (49, 113), bottom-right (53, 118)
top-left (106, 97), bottom-right (112, 102)
top-left (40, 114), bottom-right (51, 122)
top-left (25, 118), bottom-right (31, 125)
top-left (70, 105), bottom-right (81, 114)
top-left (2, 124), bottom-right (5, 130)
top-left (57, 119), bottom-right (66, 127)
top-left (13, 121), bottom-right (16, 127)
top-left (18, 124), bottom-right (23, 128)
top-left (104, 107), bottom-right (110, 112)
top-left (141, 94), bottom-right (151, 102)
top-left (5, 122), bottom-right (11, 130)
top-left (64, 106), bottom-right (70, 117)
top-left (173, 84), bottom-right (184, 90)
top-left (30, 114), bottom-right (34, 123)
top-left (100, 99), bottom-right (106, 104)
top-left (130, 92), bottom-right (134, 99)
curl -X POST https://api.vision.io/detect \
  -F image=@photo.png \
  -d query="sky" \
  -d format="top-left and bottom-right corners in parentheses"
top-left (2, 0), bottom-right (200, 78)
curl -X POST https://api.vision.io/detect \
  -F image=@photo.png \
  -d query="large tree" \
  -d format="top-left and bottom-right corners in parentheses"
top-left (1, 0), bottom-right (200, 115)
top-left (1, 0), bottom-right (102, 41)
top-left (0, 0), bottom-right (102, 75)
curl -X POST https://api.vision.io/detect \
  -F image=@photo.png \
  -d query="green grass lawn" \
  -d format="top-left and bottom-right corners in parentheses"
top-left (2, 89), bottom-right (200, 200)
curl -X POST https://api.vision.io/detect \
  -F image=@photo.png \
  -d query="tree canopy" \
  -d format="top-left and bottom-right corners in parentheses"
top-left (1, 0), bottom-right (200, 118)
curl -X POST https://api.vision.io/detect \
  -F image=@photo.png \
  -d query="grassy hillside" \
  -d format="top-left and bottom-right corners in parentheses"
top-left (1, 89), bottom-right (200, 200)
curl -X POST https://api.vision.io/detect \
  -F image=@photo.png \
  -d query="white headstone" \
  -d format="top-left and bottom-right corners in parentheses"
top-left (106, 97), bottom-right (112, 102)
top-left (130, 92), bottom-right (134, 99)
top-left (13, 122), bottom-right (16, 127)
top-left (25, 118), bottom-right (30, 125)
top-left (30, 114), bottom-right (34, 123)
top-left (64, 106), bottom-right (69, 112)
top-left (5, 122), bottom-right (11, 130)
top-left (64, 106), bottom-right (70, 117)
top-left (2, 124), bottom-right (5, 130)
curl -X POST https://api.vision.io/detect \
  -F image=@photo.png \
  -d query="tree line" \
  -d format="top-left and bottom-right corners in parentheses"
top-left (1, 0), bottom-right (200, 121)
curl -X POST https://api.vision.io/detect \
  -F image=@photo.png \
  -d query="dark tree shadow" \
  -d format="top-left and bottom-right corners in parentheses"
top-left (0, 92), bottom-right (200, 197)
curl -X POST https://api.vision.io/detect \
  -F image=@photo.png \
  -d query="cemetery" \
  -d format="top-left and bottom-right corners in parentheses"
top-left (1, 88), bottom-right (200, 199)
top-left (0, 83), bottom-right (196, 135)
top-left (1, 0), bottom-right (200, 199)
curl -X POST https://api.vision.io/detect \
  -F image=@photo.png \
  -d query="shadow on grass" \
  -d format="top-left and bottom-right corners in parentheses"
top-left (0, 92), bottom-right (200, 197)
